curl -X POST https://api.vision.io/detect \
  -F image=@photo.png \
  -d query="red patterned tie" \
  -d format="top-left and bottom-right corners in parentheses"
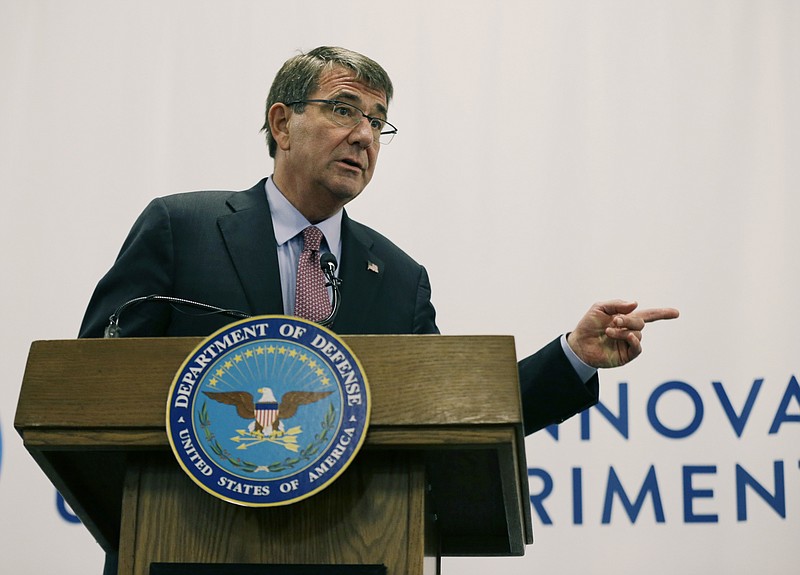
top-left (294, 226), bottom-right (332, 322)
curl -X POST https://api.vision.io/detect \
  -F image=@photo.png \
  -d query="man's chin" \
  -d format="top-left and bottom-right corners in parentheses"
top-left (328, 179), bottom-right (368, 204)
top-left (332, 188), bottom-right (364, 206)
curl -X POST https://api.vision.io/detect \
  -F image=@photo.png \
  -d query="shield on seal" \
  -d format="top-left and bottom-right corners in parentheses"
top-left (255, 402), bottom-right (279, 430)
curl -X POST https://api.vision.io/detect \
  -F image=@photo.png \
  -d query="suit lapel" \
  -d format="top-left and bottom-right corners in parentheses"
top-left (335, 213), bottom-right (385, 333)
top-left (217, 180), bottom-right (284, 315)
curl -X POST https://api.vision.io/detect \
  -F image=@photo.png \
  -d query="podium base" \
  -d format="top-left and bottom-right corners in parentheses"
top-left (119, 451), bottom-right (438, 575)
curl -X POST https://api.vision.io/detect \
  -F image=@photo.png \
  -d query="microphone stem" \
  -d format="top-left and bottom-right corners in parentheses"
top-left (319, 268), bottom-right (341, 328)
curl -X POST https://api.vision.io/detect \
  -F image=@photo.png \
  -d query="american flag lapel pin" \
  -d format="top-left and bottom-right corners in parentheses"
top-left (367, 261), bottom-right (380, 274)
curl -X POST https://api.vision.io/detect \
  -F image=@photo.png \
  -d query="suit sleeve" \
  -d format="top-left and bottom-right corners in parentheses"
top-left (78, 198), bottom-right (175, 338)
top-left (412, 265), bottom-right (440, 335)
top-left (518, 337), bottom-right (600, 435)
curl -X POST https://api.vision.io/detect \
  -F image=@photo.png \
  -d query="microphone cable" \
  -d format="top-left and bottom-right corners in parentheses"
top-left (103, 256), bottom-right (343, 336)
top-left (104, 295), bottom-right (250, 338)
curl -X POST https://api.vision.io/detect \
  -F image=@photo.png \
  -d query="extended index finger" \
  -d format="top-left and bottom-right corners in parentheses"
top-left (635, 307), bottom-right (680, 323)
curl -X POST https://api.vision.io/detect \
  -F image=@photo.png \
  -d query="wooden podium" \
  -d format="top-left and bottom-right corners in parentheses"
top-left (15, 335), bottom-right (532, 575)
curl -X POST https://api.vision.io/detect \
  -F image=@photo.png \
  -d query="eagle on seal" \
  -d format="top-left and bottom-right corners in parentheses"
top-left (203, 387), bottom-right (333, 436)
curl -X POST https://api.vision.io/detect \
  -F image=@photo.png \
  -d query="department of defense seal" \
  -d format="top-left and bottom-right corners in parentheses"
top-left (166, 316), bottom-right (370, 506)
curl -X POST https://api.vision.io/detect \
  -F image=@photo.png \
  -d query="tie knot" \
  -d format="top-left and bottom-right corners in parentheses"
top-left (301, 226), bottom-right (324, 252)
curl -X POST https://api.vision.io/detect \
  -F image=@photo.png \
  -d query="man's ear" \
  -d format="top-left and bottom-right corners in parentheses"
top-left (268, 103), bottom-right (292, 151)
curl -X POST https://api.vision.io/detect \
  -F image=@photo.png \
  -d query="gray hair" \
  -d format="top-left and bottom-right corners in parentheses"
top-left (262, 46), bottom-right (394, 158)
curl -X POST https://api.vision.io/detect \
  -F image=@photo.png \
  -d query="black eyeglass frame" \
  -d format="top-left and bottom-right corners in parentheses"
top-left (285, 99), bottom-right (398, 143)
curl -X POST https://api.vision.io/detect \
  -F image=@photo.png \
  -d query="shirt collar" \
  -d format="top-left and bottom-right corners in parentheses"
top-left (265, 176), bottom-right (343, 253)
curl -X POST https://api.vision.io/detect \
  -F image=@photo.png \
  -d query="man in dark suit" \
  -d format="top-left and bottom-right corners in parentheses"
top-left (80, 46), bottom-right (678, 435)
top-left (81, 44), bottom-right (678, 575)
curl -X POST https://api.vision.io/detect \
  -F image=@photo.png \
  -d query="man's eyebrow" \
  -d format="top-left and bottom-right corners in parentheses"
top-left (333, 91), bottom-right (388, 118)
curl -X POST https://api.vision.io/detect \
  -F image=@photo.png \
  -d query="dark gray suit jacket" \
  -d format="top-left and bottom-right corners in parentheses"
top-left (79, 179), bottom-right (598, 434)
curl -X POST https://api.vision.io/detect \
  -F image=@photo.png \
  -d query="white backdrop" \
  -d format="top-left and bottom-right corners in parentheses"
top-left (1, 1), bottom-right (797, 573)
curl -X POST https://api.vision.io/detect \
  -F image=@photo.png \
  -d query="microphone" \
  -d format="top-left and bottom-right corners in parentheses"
top-left (318, 253), bottom-right (342, 328)
top-left (320, 252), bottom-right (337, 278)
top-left (104, 294), bottom-right (251, 338)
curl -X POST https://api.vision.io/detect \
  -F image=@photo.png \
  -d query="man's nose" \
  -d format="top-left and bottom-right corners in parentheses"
top-left (348, 117), bottom-right (376, 149)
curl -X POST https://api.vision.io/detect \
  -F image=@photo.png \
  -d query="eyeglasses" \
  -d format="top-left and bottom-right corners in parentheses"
top-left (285, 99), bottom-right (397, 145)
